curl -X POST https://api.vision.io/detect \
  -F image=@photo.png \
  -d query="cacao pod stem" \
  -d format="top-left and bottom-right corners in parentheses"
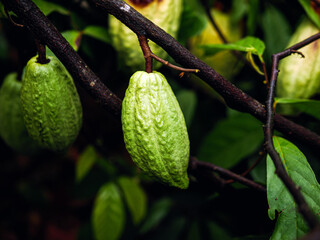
top-left (35, 39), bottom-right (50, 64)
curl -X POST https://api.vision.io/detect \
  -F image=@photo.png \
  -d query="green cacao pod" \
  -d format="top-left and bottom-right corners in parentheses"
top-left (109, 0), bottom-right (183, 71)
top-left (277, 18), bottom-right (320, 100)
top-left (121, 71), bottom-right (189, 189)
top-left (0, 72), bottom-right (39, 154)
top-left (189, 9), bottom-right (243, 80)
top-left (20, 56), bottom-right (83, 151)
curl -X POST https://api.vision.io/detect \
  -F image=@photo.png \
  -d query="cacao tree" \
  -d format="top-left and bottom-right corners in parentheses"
top-left (0, 0), bottom-right (319, 239)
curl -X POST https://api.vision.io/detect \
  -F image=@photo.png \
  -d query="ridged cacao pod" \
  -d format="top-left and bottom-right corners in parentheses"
top-left (109, 0), bottom-right (183, 71)
top-left (121, 71), bottom-right (189, 189)
top-left (20, 56), bottom-right (83, 151)
top-left (189, 9), bottom-right (243, 80)
top-left (277, 18), bottom-right (320, 100)
top-left (0, 72), bottom-right (39, 154)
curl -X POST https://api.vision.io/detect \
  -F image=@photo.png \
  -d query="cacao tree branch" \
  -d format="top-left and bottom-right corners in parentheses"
top-left (92, 0), bottom-right (320, 153)
top-left (189, 157), bottom-right (266, 193)
top-left (2, 0), bottom-right (122, 118)
top-left (265, 44), bottom-right (320, 229)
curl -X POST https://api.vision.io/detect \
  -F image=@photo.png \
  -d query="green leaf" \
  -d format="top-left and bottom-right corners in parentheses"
top-left (249, 155), bottom-right (266, 185)
top-left (206, 221), bottom-right (233, 240)
top-left (32, 0), bottom-right (69, 16)
top-left (117, 176), bottom-right (147, 225)
top-left (200, 36), bottom-right (265, 74)
top-left (231, 0), bottom-right (248, 23)
top-left (83, 25), bottom-right (111, 44)
top-left (0, 33), bottom-right (8, 60)
top-left (299, 0), bottom-right (320, 29)
top-left (76, 145), bottom-right (97, 183)
top-left (198, 113), bottom-right (264, 169)
top-left (199, 36), bottom-right (265, 75)
top-left (201, 36), bottom-right (265, 57)
top-left (267, 136), bottom-right (320, 240)
top-left (187, 221), bottom-right (201, 240)
top-left (178, 0), bottom-right (208, 43)
top-left (92, 182), bottom-right (125, 240)
top-left (140, 198), bottom-right (172, 234)
top-left (176, 90), bottom-right (197, 128)
top-left (246, 0), bottom-right (260, 35)
top-left (0, 3), bottom-right (5, 18)
top-left (261, 5), bottom-right (291, 62)
top-left (275, 98), bottom-right (320, 120)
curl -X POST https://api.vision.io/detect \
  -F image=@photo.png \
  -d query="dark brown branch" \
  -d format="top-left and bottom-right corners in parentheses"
top-left (2, 0), bottom-right (122, 118)
top-left (137, 34), bottom-right (153, 73)
top-left (93, 0), bottom-right (320, 153)
top-left (265, 46), bottom-right (320, 229)
top-left (189, 157), bottom-right (266, 193)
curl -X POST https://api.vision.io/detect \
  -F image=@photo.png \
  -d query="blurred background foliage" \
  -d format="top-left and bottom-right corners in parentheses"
top-left (0, 0), bottom-right (319, 239)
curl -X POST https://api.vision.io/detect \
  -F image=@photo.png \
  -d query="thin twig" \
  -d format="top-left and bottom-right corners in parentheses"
top-left (150, 53), bottom-right (199, 73)
top-left (4, 5), bottom-right (24, 27)
top-left (200, 0), bottom-right (228, 43)
top-left (199, 0), bottom-right (249, 70)
top-left (225, 150), bottom-right (266, 184)
top-left (189, 157), bottom-right (266, 193)
top-left (265, 46), bottom-right (320, 229)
